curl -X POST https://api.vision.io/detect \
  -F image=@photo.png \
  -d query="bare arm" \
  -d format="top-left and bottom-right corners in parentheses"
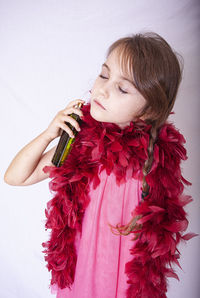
top-left (4, 131), bottom-right (56, 186)
top-left (4, 99), bottom-right (85, 186)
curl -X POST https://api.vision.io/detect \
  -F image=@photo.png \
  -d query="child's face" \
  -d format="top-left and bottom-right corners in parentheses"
top-left (90, 48), bottom-right (147, 129)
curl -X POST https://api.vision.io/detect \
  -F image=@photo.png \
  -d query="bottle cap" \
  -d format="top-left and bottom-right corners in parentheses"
top-left (74, 101), bottom-right (83, 109)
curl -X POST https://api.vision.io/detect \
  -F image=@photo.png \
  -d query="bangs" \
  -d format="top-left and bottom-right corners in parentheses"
top-left (107, 42), bottom-right (136, 86)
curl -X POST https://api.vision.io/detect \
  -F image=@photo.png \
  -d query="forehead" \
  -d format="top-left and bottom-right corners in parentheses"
top-left (105, 47), bottom-right (133, 78)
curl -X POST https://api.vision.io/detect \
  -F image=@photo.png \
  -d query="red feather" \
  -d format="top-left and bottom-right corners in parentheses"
top-left (182, 232), bottom-right (199, 240)
top-left (42, 103), bottom-right (195, 297)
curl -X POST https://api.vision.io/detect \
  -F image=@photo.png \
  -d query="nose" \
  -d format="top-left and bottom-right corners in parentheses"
top-left (98, 81), bottom-right (109, 99)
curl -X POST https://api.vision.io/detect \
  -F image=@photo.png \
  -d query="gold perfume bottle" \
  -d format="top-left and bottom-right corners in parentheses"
top-left (51, 102), bottom-right (83, 167)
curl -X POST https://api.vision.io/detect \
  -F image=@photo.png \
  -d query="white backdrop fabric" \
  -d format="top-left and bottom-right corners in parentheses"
top-left (1, 0), bottom-right (199, 297)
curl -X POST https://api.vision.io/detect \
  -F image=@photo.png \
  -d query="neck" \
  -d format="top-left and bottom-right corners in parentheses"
top-left (115, 121), bottom-right (131, 129)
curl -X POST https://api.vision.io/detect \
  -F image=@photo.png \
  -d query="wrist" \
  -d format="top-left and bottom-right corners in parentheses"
top-left (41, 129), bottom-right (55, 143)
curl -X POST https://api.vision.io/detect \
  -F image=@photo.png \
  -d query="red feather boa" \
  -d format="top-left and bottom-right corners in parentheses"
top-left (42, 103), bottom-right (195, 297)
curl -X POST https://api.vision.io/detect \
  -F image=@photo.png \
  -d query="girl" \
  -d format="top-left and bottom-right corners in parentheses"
top-left (4, 32), bottom-right (195, 298)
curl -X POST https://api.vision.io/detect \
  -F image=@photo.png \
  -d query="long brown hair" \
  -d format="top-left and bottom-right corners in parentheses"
top-left (107, 32), bottom-right (183, 236)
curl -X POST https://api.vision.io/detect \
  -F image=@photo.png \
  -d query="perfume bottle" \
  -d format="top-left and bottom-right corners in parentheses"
top-left (51, 102), bottom-right (83, 167)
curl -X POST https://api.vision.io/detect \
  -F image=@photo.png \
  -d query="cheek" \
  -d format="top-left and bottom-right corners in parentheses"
top-left (124, 98), bottom-right (146, 119)
top-left (132, 96), bottom-right (146, 111)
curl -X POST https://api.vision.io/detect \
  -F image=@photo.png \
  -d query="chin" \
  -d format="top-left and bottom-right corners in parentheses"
top-left (90, 105), bottom-right (105, 122)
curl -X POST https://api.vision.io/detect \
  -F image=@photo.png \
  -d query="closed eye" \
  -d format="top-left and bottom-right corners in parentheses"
top-left (99, 74), bottom-right (107, 79)
top-left (99, 75), bottom-right (128, 94)
top-left (118, 86), bottom-right (128, 94)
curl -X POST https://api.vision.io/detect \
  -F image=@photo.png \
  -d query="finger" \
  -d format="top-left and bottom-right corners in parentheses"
top-left (59, 122), bottom-right (75, 138)
top-left (63, 107), bottom-right (84, 118)
top-left (62, 115), bottom-right (81, 132)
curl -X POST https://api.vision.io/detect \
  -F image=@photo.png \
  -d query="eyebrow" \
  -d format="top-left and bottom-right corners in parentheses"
top-left (102, 63), bottom-right (135, 86)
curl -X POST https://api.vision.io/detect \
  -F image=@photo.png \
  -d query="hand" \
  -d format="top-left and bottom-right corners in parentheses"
top-left (44, 99), bottom-right (85, 141)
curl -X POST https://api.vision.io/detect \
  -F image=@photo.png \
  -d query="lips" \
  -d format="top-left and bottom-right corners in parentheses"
top-left (94, 99), bottom-right (106, 110)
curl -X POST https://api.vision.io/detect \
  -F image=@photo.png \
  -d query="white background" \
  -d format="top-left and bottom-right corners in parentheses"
top-left (1, 0), bottom-right (199, 297)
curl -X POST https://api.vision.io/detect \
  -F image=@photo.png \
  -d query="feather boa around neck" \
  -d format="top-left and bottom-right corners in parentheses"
top-left (42, 103), bottom-right (196, 297)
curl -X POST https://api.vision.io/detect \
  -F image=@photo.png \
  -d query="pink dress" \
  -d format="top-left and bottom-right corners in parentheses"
top-left (50, 166), bottom-right (142, 298)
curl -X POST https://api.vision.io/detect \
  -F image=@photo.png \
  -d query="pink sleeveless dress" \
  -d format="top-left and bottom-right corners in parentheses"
top-left (50, 166), bottom-right (142, 298)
